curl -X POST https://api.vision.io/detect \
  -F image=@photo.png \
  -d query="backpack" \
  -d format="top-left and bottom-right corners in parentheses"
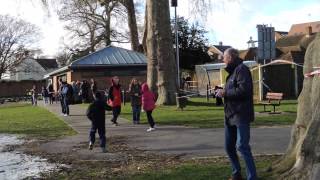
top-left (62, 86), bottom-right (68, 95)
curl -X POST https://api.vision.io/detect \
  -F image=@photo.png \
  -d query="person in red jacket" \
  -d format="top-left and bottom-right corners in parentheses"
top-left (108, 76), bottom-right (122, 126)
top-left (141, 83), bottom-right (156, 132)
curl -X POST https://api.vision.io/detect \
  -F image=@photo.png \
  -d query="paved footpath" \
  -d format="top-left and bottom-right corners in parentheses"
top-left (40, 103), bottom-right (291, 159)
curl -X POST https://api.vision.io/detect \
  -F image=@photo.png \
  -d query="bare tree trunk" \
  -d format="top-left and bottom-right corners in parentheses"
top-left (145, 0), bottom-right (158, 93)
top-left (154, 0), bottom-right (177, 105)
top-left (87, 22), bottom-right (96, 52)
top-left (145, 0), bottom-right (177, 105)
top-left (272, 33), bottom-right (320, 180)
top-left (105, 13), bottom-right (111, 46)
top-left (123, 0), bottom-right (140, 51)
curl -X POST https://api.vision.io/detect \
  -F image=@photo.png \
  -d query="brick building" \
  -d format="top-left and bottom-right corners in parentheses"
top-left (44, 46), bottom-right (147, 92)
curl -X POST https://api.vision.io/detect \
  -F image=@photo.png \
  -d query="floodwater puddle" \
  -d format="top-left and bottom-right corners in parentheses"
top-left (0, 134), bottom-right (58, 180)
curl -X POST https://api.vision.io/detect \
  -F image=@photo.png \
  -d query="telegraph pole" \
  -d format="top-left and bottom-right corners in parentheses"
top-left (172, 0), bottom-right (180, 88)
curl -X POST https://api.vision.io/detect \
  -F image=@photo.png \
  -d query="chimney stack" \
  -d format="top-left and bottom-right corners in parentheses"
top-left (219, 41), bottom-right (223, 46)
top-left (306, 26), bottom-right (312, 37)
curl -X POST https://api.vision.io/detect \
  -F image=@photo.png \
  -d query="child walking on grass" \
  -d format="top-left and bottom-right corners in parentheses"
top-left (86, 92), bottom-right (111, 153)
top-left (141, 83), bottom-right (156, 132)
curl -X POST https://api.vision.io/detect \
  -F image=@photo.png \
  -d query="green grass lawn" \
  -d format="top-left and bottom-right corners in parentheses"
top-left (0, 103), bottom-right (76, 138)
top-left (119, 98), bottom-right (297, 128)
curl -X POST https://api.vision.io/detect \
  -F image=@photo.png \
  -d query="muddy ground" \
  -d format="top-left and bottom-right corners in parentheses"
top-left (12, 135), bottom-right (280, 180)
top-left (18, 135), bottom-right (186, 179)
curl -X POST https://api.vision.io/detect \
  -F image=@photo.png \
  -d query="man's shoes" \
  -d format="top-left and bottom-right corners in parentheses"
top-left (101, 147), bottom-right (107, 153)
top-left (112, 121), bottom-right (119, 126)
top-left (88, 142), bottom-right (93, 150)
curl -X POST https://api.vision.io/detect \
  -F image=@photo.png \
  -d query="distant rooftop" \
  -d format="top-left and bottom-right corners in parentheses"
top-left (70, 46), bottom-right (147, 68)
top-left (34, 58), bottom-right (58, 70)
top-left (44, 46), bottom-right (147, 78)
top-left (289, 21), bottom-right (320, 36)
top-left (208, 43), bottom-right (232, 56)
top-left (275, 31), bottom-right (289, 36)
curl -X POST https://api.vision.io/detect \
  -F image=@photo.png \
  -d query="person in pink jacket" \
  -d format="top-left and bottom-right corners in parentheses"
top-left (141, 83), bottom-right (156, 132)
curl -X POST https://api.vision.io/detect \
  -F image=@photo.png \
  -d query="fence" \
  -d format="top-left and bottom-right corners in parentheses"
top-left (0, 80), bottom-right (46, 98)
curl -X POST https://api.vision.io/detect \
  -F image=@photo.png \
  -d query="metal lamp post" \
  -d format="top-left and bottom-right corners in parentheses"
top-left (172, 0), bottom-right (180, 88)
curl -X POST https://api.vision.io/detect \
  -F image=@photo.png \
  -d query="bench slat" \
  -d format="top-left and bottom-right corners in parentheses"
top-left (266, 93), bottom-right (283, 97)
top-left (266, 96), bottom-right (283, 100)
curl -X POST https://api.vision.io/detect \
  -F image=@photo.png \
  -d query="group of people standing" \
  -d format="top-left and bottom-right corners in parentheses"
top-left (30, 83), bottom-right (54, 106)
top-left (128, 78), bottom-right (156, 131)
top-left (86, 76), bottom-right (157, 153)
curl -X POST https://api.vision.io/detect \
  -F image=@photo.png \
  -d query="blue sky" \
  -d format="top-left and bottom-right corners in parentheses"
top-left (0, 0), bottom-right (320, 55)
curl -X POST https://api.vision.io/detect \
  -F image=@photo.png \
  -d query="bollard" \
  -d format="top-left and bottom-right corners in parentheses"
top-left (122, 90), bottom-right (126, 106)
top-left (176, 92), bottom-right (187, 110)
top-left (206, 84), bottom-right (209, 102)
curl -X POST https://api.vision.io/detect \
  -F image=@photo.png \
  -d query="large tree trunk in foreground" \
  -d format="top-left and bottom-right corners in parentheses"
top-left (123, 0), bottom-right (140, 51)
top-left (154, 0), bottom-right (177, 105)
top-left (145, 0), bottom-right (177, 105)
top-left (273, 33), bottom-right (320, 180)
top-left (145, 0), bottom-right (158, 93)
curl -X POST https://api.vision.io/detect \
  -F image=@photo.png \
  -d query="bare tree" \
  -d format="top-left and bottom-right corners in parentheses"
top-left (120, 0), bottom-right (140, 51)
top-left (0, 15), bottom-right (40, 79)
top-left (56, 49), bottom-right (72, 67)
top-left (39, 0), bottom-right (141, 53)
top-left (58, 0), bottom-right (128, 52)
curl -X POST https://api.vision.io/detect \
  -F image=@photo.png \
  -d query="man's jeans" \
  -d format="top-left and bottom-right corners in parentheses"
top-left (225, 122), bottom-right (257, 180)
top-left (61, 96), bottom-right (69, 115)
top-left (132, 105), bottom-right (141, 123)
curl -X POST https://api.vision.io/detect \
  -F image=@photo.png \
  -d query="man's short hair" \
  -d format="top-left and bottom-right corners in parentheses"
top-left (225, 48), bottom-right (239, 60)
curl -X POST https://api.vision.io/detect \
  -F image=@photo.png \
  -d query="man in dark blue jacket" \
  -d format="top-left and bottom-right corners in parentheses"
top-left (61, 81), bottom-right (73, 116)
top-left (215, 48), bottom-right (257, 180)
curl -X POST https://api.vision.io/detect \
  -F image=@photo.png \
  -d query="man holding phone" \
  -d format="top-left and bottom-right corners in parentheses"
top-left (215, 48), bottom-right (257, 180)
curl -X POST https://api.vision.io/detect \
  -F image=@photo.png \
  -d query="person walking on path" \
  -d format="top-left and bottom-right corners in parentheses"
top-left (215, 48), bottom-right (257, 180)
top-left (30, 85), bottom-right (38, 106)
top-left (80, 80), bottom-right (90, 103)
top-left (47, 83), bottom-right (54, 104)
top-left (86, 92), bottom-right (112, 153)
top-left (41, 86), bottom-right (49, 105)
top-left (141, 83), bottom-right (156, 132)
top-left (60, 81), bottom-right (74, 116)
top-left (108, 76), bottom-right (122, 126)
top-left (72, 81), bottom-right (81, 104)
top-left (129, 78), bottom-right (142, 125)
top-left (58, 79), bottom-right (64, 111)
top-left (91, 78), bottom-right (98, 99)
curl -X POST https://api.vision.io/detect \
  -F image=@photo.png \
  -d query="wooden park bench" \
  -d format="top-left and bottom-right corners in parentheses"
top-left (259, 92), bottom-right (283, 113)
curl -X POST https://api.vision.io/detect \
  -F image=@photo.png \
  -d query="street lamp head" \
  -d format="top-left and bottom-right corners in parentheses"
top-left (171, 0), bottom-right (177, 7)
